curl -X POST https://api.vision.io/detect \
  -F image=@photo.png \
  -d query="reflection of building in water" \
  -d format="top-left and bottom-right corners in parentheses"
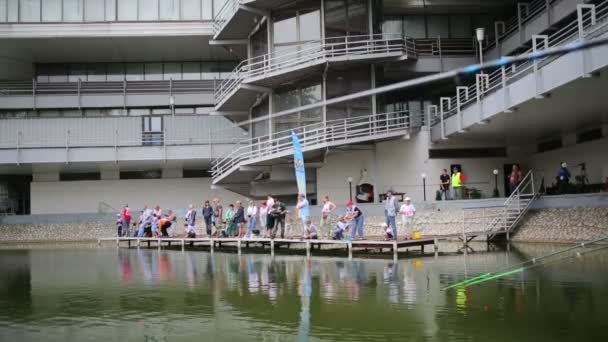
top-left (247, 256), bottom-right (260, 294)
top-left (402, 267), bottom-right (417, 305)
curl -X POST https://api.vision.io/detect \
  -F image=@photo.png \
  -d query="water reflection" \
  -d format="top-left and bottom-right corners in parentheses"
top-left (0, 243), bottom-right (607, 341)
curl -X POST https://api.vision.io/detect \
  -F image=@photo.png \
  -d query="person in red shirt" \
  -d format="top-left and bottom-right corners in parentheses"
top-left (121, 204), bottom-right (131, 237)
top-left (509, 165), bottom-right (524, 195)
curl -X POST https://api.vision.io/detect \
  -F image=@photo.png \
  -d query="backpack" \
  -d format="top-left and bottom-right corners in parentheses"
top-left (460, 173), bottom-right (467, 184)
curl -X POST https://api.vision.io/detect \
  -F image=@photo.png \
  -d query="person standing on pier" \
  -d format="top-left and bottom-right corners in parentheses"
top-left (212, 198), bottom-right (223, 236)
top-left (224, 204), bottom-right (237, 237)
top-left (202, 200), bottom-right (213, 237)
top-left (185, 204), bottom-right (197, 238)
top-left (245, 200), bottom-right (258, 239)
top-left (384, 191), bottom-right (400, 240)
top-left (234, 201), bottom-right (246, 238)
top-left (121, 204), bottom-right (131, 237)
top-left (270, 199), bottom-right (287, 239)
top-left (399, 197), bottom-right (416, 239)
top-left (347, 200), bottom-right (365, 240)
top-left (259, 201), bottom-right (268, 237)
top-left (320, 195), bottom-right (337, 239)
top-left (296, 194), bottom-right (310, 237)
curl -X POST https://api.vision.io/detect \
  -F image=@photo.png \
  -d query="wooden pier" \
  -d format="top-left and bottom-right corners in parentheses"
top-left (98, 236), bottom-right (446, 259)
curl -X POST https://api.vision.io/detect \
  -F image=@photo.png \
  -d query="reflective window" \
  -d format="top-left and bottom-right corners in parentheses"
top-left (63, 0), bottom-right (84, 22)
top-left (163, 63), bottom-right (181, 80)
top-left (107, 63), bottom-right (125, 81)
top-left (181, 0), bottom-right (201, 20)
top-left (160, 0), bottom-right (179, 20)
top-left (125, 63), bottom-right (144, 81)
top-left (139, 0), bottom-right (159, 21)
top-left (182, 62), bottom-right (201, 80)
top-left (299, 10), bottom-right (321, 42)
top-left (427, 15), bottom-right (449, 38)
top-left (20, 0), bottom-right (41, 22)
top-left (403, 16), bottom-right (426, 38)
top-left (274, 16), bottom-right (297, 45)
top-left (117, 0), bottom-right (137, 21)
top-left (144, 63), bottom-right (163, 81)
top-left (84, 0), bottom-right (105, 22)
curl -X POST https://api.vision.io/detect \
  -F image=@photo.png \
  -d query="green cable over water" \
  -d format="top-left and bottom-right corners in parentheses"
top-left (443, 235), bottom-right (608, 290)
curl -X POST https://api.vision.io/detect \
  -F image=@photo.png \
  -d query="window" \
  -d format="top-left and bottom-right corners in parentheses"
top-left (60, 172), bottom-right (101, 181)
top-left (117, 0), bottom-right (137, 21)
top-left (20, 0), bottom-right (41, 22)
top-left (41, 0), bottom-right (63, 22)
top-left (429, 148), bottom-right (507, 159)
top-left (181, 0), bottom-right (201, 20)
top-left (84, 0), bottom-right (105, 21)
top-left (576, 128), bottom-right (603, 144)
top-left (120, 170), bottom-right (162, 179)
top-left (160, 0), bottom-right (180, 20)
top-left (139, 0), bottom-right (159, 20)
top-left (63, 0), bottom-right (84, 22)
top-left (142, 116), bottom-right (163, 146)
top-left (183, 169), bottom-right (209, 178)
top-left (537, 138), bottom-right (562, 153)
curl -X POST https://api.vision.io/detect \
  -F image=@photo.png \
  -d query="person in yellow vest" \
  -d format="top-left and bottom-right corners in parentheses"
top-left (451, 166), bottom-right (463, 200)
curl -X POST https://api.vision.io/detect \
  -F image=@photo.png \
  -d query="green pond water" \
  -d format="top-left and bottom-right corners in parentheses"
top-left (0, 243), bottom-right (607, 341)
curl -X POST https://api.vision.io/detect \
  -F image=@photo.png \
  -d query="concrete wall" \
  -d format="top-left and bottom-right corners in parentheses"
top-left (30, 177), bottom-right (244, 215)
top-left (530, 135), bottom-right (608, 185)
top-left (316, 130), bottom-right (532, 204)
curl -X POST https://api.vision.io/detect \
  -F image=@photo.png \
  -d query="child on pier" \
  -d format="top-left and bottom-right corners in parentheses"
top-left (304, 219), bottom-right (318, 240)
top-left (382, 223), bottom-right (394, 241)
top-left (116, 214), bottom-right (123, 237)
top-left (333, 216), bottom-right (349, 240)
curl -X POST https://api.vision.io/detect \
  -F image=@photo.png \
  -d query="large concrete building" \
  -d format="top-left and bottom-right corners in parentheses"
top-left (1, 0), bottom-right (607, 215)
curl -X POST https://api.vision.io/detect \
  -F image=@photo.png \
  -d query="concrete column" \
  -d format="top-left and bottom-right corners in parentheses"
top-left (162, 168), bottom-right (183, 178)
top-left (33, 171), bottom-right (59, 182)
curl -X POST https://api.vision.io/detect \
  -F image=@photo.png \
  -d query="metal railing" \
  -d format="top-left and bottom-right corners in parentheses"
top-left (460, 170), bottom-right (538, 241)
top-left (213, 0), bottom-right (242, 34)
top-left (211, 110), bottom-right (414, 181)
top-left (0, 79), bottom-right (215, 97)
top-left (215, 34), bottom-right (416, 105)
top-left (0, 116), bottom-right (246, 150)
top-left (414, 38), bottom-right (477, 56)
top-left (430, 1), bottom-right (608, 131)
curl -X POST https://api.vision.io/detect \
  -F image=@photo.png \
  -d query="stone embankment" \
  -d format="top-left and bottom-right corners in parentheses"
top-left (1, 207), bottom-right (606, 243)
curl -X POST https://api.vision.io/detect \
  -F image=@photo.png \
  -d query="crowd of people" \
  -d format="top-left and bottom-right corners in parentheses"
top-left (115, 192), bottom-right (418, 242)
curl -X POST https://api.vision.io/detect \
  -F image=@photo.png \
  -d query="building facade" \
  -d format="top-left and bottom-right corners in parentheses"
top-left (1, 0), bottom-right (608, 215)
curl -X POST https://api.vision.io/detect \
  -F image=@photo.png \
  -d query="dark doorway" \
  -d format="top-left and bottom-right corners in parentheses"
top-left (0, 175), bottom-right (32, 215)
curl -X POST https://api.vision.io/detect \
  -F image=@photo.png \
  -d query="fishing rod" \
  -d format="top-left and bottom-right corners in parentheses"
top-left (443, 235), bottom-right (608, 290)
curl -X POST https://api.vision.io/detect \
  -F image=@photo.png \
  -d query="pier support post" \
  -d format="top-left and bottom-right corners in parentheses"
top-left (421, 244), bottom-right (424, 254)
top-left (181, 239), bottom-right (185, 252)
top-left (393, 241), bottom-right (398, 260)
top-left (348, 241), bottom-right (353, 260)
top-left (158, 239), bottom-right (161, 251)
top-left (128, 240), bottom-right (131, 248)
top-left (434, 238), bottom-right (439, 258)
top-left (210, 239), bottom-right (215, 254)
top-left (137, 239), bottom-right (140, 249)
top-left (271, 240), bottom-right (275, 257)
top-left (306, 241), bottom-right (311, 258)
top-left (238, 239), bottom-right (242, 255)
top-left (115, 238), bottom-right (119, 246)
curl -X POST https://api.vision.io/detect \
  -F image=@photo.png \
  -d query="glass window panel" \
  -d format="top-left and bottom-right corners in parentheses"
top-left (472, 14), bottom-right (492, 37)
top-left (181, 0), bottom-right (201, 20)
top-left (105, 0), bottom-right (116, 20)
top-left (63, 0), bottom-right (84, 22)
top-left (450, 15), bottom-right (471, 38)
top-left (427, 15), bottom-right (449, 39)
top-left (403, 15), bottom-right (425, 38)
top-left (7, 0), bottom-right (18, 22)
top-left (201, 62), bottom-right (216, 80)
top-left (159, 0), bottom-right (179, 20)
top-left (84, 0), bottom-right (105, 21)
top-left (125, 63), bottom-right (144, 81)
top-left (251, 23), bottom-right (267, 59)
top-left (139, 0), bottom-right (159, 20)
top-left (87, 64), bottom-right (107, 81)
top-left (299, 10), bottom-right (320, 41)
top-left (382, 17), bottom-right (402, 35)
top-left (117, 0), bottom-right (137, 21)
top-left (324, 0), bottom-right (346, 38)
top-left (347, 0), bottom-right (368, 35)
top-left (144, 63), bottom-right (162, 80)
top-left (182, 62), bottom-right (201, 80)
top-left (36, 64), bottom-right (50, 82)
top-left (273, 16), bottom-right (297, 44)
top-left (150, 117), bottom-right (162, 131)
top-left (41, 0), bottom-right (62, 22)
top-left (163, 63), bottom-right (181, 80)
top-left (49, 64), bottom-right (68, 82)
top-left (107, 63), bottom-right (125, 81)
top-left (68, 64), bottom-right (87, 82)
top-left (201, 0), bottom-right (212, 20)
top-left (0, 0), bottom-right (6, 22)
top-left (19, 0), bottom-right (40, 22)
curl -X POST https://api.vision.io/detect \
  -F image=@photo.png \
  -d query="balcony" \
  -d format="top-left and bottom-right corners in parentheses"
top-left (215, 34), bottom-right (416, 112)
top-left (0, 80), bottom-right (215, 109)
top-left (211, 110), bottom-right (415, 184)
top-left (430, 0), bottom-right (608, 140)
top-left (0, 115), bottom-right (245, 165)
top-left (213, 0), bottom-right (273, 40)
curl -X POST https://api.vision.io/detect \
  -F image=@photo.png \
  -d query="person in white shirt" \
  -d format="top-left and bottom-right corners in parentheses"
top-left (320, 195), bottom-right (337, 239)
top-left (296, 194), bottom-right (310, 236)
top-left (258, 201), bottom-right (268, 237)
top-left (399, 197), bottom-right (416, 239)
top-left (333, 216), bottom-right (348, 240)
top-left (381, 223), bottom-right (394, 240)
top-left (245, 200), bottom-right (258, 239)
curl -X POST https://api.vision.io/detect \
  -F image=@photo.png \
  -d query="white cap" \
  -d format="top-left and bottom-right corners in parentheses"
top-left (380, 223), bottom-right (388, 228)
top-left (405, 197), bottom-right (411, 201)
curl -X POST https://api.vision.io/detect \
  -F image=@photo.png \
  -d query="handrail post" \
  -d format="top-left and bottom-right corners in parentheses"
top-left (32, 78), bottom-right (37, 111)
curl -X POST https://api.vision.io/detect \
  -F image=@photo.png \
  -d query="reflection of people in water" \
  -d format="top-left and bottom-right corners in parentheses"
top-left (157, 252), bottom-right (174, 283)
top-left (185, 252), bottom-right (197, 289)
top-left (383, 261), bottom-right (400, 304)
top-left (297, 259), bottom-right (312, 342)
top-left (247, 255), bottom-right (260, 294)
top-left (118, 249), bottom-right (132, 286)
